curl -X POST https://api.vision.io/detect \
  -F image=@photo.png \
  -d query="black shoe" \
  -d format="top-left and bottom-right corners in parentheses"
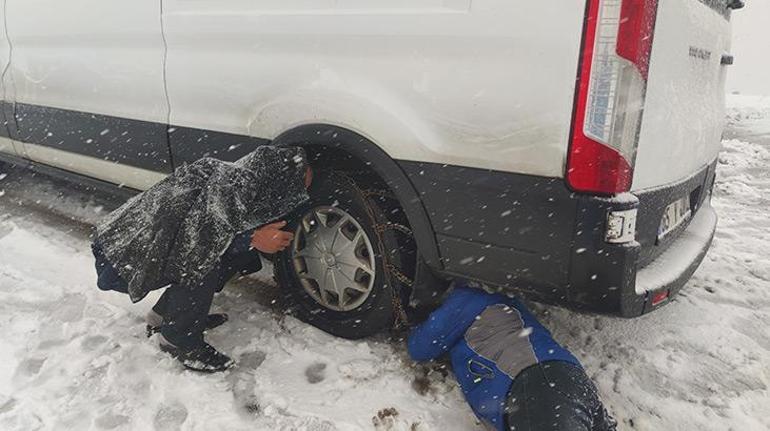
top-left (160, 341), bottom-right (235, 373)
top-left (146, 313), bottom-right (229, 338)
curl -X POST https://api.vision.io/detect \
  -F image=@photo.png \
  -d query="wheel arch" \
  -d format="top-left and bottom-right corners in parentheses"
top-left (271, 124), bottom-right (442, 271)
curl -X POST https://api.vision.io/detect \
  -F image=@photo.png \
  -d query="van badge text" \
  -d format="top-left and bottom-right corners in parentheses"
top-left (689, 46), bottom-right (712, 61)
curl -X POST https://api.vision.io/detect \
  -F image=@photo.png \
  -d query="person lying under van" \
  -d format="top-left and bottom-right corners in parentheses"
top-left (91, 146), bottom-right (312, 372)
top-left (409, 282), bottom-right (617, 431)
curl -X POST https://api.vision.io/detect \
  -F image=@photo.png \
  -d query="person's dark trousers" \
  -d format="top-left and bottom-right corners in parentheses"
top-left (505, 361), bottom-right (617, 431)
top-left (154, 231), bottom-right (262, 349)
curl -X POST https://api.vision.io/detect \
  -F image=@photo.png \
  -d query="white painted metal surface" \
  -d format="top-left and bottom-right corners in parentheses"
top-left (5, 0), bottom-right (168, 124)
top-left (0, 0), bottom-right (23, 158)
top-left (0, 136), bottom-right (16, 156)
top-left (23, 143), bottom-right (167, 190)
top-left (632, 0), bottom-right (731, 190)
top-left (3, 0), bottom-right (168, 185)
top-left (161, 0), bottom-right (586, 177)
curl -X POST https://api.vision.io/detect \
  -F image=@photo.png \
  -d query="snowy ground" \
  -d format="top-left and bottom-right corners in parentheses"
top-left (1, 95), bottom-right (769, 431)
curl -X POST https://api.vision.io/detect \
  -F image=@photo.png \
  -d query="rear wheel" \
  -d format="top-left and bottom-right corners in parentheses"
top-left (274, 170), bottom-right (415, 339)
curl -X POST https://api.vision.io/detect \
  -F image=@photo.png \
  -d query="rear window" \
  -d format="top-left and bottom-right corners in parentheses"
top-left (698, 0), bottom-right (732, 20)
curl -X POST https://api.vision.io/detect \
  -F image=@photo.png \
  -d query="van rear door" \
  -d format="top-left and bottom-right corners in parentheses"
top-left (631, 0), bottom-right (733, 190)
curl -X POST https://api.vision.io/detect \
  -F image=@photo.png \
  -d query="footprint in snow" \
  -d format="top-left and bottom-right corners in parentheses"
top-left (153, 402), bottom-right (188, 431)
top-left (238, 350), bottom-right (267, 370)
top-left (226, 351), bottom-right (265, 415)
top-left (292, 416), bottom-right (337, 431)
top-left (372, 407), bottom-right (400, 430)
top-left (337, 358), bottom-right (381, 381)
top-left (0, 396), bottom-right (17, 414)
top-left (37, 338), bottom-right (69, 350)
top-left (14, 357), bottom-right (47, 381)
top-left (305, 362), bottom-right (327, 384)
top-left (81, 335), bottom-right (109, 352)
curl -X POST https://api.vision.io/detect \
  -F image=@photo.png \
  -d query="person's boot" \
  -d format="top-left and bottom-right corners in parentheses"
top-left (159, 335), bottom-right (235, 373)
top-left (146, 310), bottom-right (228, 337)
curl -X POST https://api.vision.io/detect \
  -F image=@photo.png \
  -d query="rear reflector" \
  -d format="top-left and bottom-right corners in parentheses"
top-left (651, 290), bottom-right (669, 306)
top-left (567, 0), bottom-right (659, 195)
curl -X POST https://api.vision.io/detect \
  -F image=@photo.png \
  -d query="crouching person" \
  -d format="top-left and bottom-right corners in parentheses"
top-left (408, 282), bottom-right (617, 431)
top-left (91, 146), bottom-right (312, 373)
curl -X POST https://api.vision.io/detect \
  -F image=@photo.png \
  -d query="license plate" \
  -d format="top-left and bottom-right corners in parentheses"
top-left (657, 196), bottom-right (691, 241)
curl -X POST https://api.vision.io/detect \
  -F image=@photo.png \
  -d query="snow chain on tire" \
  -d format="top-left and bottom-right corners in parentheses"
top-left (336, 173), bottom-right (414, 328)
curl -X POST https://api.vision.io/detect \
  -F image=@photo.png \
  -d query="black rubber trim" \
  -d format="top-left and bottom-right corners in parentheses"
top-left (272, 125), bottom-right (442, 269)
top-left (8, 102), bottom-right (173, 173)
top-left (0, 100), bottom-right (13, 139)
top-left (168, 125), bottom-right (271, 166)
top-left (400, 161), bottom-right (580, 303)
top-left (0, 101), bottom-right (279, 195)
top-left (567, 194), bottom-right (642, 315)
top-left (400, 159), bottom-right (718, 317)
top-left (3, 101), bottom-right (272, 171)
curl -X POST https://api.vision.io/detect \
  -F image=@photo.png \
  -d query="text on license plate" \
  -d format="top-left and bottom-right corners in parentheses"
top-left (658, 196), bottom-right (691, 241)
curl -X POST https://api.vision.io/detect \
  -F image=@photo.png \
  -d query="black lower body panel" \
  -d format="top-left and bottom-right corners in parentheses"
top-left (6, 102), bottom-right (173, 173)
top-left (400, 160), bottom-right (719, 317)
top-left (1, 102), bottom-right (269, 173)
top-left (400, 162), bottom-right (579, 303)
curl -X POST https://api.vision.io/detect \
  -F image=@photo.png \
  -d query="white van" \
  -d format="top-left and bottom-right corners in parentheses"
top-left (0, 0), bottom-right (737, 338)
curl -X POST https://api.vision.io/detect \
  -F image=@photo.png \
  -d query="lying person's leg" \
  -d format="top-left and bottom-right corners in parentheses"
top-left (505, 361), bottom-right (617, 431)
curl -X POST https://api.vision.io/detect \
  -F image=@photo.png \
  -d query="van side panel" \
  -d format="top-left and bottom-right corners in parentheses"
top-left (0, 3), bottom-right (21, 156)
top-left (163, 0), bottom-right (586, 178)
top-left (4, 0), bottom-right (171, 187)
top-left (6, 0), bottom-right (168, 123)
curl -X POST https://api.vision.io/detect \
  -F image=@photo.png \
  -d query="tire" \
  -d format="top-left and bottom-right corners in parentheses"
top-left (274, 170), bottom-right (415, 339)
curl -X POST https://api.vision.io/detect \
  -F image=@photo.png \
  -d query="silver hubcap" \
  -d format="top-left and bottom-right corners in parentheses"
top-left (292, 206), bottom-right (376, 311)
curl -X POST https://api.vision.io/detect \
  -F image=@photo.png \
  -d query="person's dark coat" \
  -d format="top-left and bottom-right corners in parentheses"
top-left (93, 146), bottom-right (309, 303)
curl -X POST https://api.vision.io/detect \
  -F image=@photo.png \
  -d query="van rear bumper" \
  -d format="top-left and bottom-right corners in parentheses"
top-left (400, 159), bottom-right (718, 317)
top-left (632, 204), bottom-right (716, 312)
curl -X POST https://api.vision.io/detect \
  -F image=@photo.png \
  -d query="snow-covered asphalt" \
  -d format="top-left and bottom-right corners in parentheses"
top-left (1, 95), bottom-right (768, 430)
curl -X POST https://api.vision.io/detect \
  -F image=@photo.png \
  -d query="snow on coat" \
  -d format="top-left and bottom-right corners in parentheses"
top-left (94, 146), bottom-right (309, 303)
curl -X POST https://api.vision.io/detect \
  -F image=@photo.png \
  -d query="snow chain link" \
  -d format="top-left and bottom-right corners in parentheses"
top-left (336, 173), bottom-right (414, 328)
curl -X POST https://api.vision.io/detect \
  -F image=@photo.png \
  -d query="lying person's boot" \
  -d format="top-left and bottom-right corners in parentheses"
top-left (159, 336), bottom-right (235, 373)
top-left (145, 310), bottom-right (229, 337)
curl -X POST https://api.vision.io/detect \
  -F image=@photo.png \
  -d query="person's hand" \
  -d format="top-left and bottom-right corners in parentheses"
top-left (250, 221), bottom-right (294, 254)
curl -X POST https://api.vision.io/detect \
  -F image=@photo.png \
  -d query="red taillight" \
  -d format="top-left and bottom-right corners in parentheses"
top-left (651, 289), bottom-right (669, 306)
top-left (616, 0), bottom-right (659, 79)
top-left (567, 0), bottom-right (659, 195)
